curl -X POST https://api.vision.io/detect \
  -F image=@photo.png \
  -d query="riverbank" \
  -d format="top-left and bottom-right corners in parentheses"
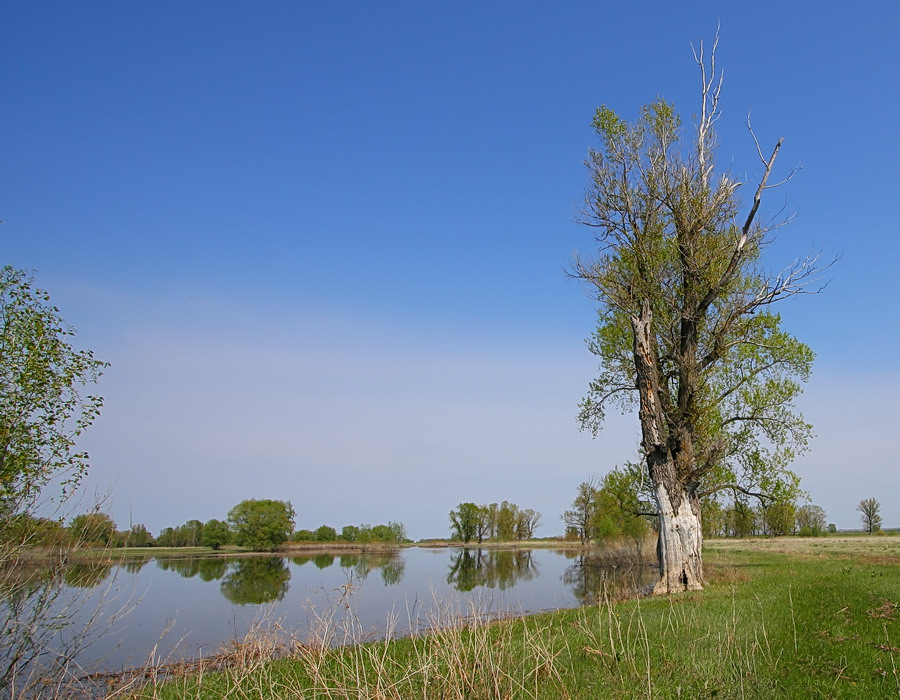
top-left (23, 537), bottom-right (586, 564)
top-left (119, 536), bottom-right (900, 699)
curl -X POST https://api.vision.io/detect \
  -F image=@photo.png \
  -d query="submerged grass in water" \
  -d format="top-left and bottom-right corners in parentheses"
top-left (131, 539), bottom-right (900, 700)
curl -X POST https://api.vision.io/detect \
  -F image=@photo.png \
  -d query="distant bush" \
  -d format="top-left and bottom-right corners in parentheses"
top-left (315, 525), bottom-right (337, 542)
top-left (201, 519), bottom-right (231, 550)
top-left (228, 499), bottom-right (295, 552)
top-left (69, 513), bottom-right (116, 546)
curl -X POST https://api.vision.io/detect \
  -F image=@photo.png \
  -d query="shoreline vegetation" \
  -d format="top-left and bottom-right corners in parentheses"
top-left (43, 536), bottom-right (900, 699)
top-left (23, 537), bottom-right (591, 563)
top-left (20, 530), bottom-right (900, 573)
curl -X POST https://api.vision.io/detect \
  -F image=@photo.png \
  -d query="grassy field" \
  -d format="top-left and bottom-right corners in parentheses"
top-left (124, 536), bottom-right (900, 700)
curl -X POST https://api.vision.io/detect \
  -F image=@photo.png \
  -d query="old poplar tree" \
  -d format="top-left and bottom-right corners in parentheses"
top-left (573, 41), bottom-right (820, 593)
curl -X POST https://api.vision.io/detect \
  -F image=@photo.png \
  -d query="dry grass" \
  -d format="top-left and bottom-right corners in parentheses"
top-left (706, 534), bottom-right (900, 562)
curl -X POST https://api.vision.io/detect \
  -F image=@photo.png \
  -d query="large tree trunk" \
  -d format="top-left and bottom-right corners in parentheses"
top-left (631, 301), bottom-right (705, 594)
top-left (652, 474), bottom-right (704, 594)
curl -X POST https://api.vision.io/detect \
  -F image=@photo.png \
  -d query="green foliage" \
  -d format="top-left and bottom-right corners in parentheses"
top-left (599, 476), bottom-right (651, 547)
top-left (387, 520), bottom-right (407, 542)
top-left (700, 496), bottom-right (727, 537)
top-left (0, 513), bottom-right (67, 547)
top-left (155, 518), bottom-right (207, 547)
top-left (314, 524), bottom-right (337, 542)
top-left (292, 529), bottom-right (315, 542)
top-left (155, 527), bottom-right (176, 547)
top-left (369, 524), bottom-right (393, 542)
top-left (564, 466), bottom-right (654, 546)
top-left (127, 523), bottom-right (154, 547)
top-left (341, 525), bottom-right (360, 542)
top-left (181, 519), bottom-right (204, 546)
top-left (0, 266), bottom-right (107, 517)
top-left (450, 501), bottom-right (540, 543)
top-left (449, 502), bottom-right (481, 543)
top-left (201, 519), bottom-right (231, 550)
top-left (762, 498), bottom-right (796, 536)
top-left (562, 480), bottom-right (598, 544)
top-left (68, 512), bottom-right (116, 545)
top-left (796, 504), bottom-right (827, 536)
top-left (227, 499), bottom-right (295, 552)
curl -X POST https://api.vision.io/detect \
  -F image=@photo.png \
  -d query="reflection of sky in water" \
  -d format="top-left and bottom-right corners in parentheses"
top-left (60, 548), bottom-right (653, 672)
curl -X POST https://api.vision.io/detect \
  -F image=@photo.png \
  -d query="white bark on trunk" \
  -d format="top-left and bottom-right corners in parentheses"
top-left (632, 301), bottom-right (705, 593)
top-left (653, 480), bottom-right (704, 594)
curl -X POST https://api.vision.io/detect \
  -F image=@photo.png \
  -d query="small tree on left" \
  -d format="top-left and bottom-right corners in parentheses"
top-left (0, 266), bottom-right (106, 515)
top-left (0, 265), bottom-right (107, 691)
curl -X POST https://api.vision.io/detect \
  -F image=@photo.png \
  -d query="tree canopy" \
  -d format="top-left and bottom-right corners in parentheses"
top-left (201, 519), bottom-right (231, 550)
top-left (449, 501), bottom-right (541, 543)
top-left (227, 499), bottom-right (295, 552)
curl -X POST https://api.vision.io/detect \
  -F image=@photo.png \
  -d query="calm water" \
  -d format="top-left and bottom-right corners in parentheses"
top-left (57, 547), bottom-right (653, 673)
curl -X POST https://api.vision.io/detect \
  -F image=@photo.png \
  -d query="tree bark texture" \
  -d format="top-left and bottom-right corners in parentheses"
top-left (632, 301), bottom-right (704, 593)
top-left (652, 471), bottom-right (704, 593)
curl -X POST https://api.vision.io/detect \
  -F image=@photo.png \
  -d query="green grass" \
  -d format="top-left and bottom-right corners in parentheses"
top-left (131, 538), bottom-right (900, 700)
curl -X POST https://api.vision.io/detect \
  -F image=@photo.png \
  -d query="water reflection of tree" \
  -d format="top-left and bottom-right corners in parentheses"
top-left (123, 557), bottom-right (151, 575)
top-left (446, 549), bottom-right (538, 592)
top-left (220, 557), bottom-right (290, 605)
top-left (335, 552), bottom-right (405, 585)
top-left (562, 551), bottom-right (653, 605)
top-left (197, 558), bottom-right (229, 581)
top-left (156, 556), bottom-right (229, 581)
top-left (380, 556), bottom-right (405, 586)
top-left (312, 554), bottom-right (335, 569)
top-left (63, 561), bottom-right (112, 588)
top-left (157, 557), bottom-right (201, 578)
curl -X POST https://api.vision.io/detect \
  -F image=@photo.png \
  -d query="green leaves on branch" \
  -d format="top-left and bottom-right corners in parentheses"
top-left (574, 89), bottom-right (818, 506)
top-left (0, 266), bottom-right (107, 517)
top-left (563, 465), bottom-right (654, 545)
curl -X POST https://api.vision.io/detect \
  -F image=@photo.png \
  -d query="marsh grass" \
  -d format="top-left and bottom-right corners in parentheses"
top-left (129, 539), bottom-right (900, 699)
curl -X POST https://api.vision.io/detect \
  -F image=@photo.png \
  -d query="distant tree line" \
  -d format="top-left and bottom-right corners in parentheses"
top-left (13, 499), bottom-right (411, 553)
top-left (150, 501), bottom-right (409, 551)
top-left (154, 500), bottom-right (297, 551)
top-left (448, 501), bottom-right (541, 543)
top-left (564, 466), bottom-right (837, 544)
top-left (5, 512), bottom-right (156, 549)
top-left (700, 499), bottom-right (830, 538)
top-left (292, 521), bottom-right (407, 544)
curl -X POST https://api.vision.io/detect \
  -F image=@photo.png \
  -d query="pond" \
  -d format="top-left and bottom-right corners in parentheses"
top-left (51, 546), bottom-right (655, 674)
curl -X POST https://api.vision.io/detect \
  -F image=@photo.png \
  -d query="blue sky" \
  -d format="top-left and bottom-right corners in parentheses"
top-left (2, 2), bottom-right (898, 538)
